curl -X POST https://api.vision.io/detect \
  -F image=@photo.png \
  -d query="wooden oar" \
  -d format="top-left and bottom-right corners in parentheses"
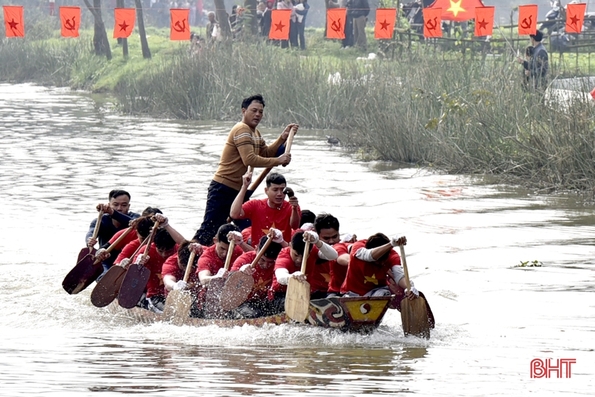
top-left (399, 245), bottom-right (431, 339)
top-left (90, 233), bottom-right (150, 308)
top-left (245, 129), bottom-right (296, 199)
top-left (220, 234), bottom-right (274, 311)
top-left (62, 210), bottom-right (103, 294)
top-left (162, 251), bottom-right (197, 323)
top-left (203, 240), bottom-right (235, 318)
top-left (285, 240), bottom-right (310, 322)
top-left (118, 221), bottom-right (160, 309)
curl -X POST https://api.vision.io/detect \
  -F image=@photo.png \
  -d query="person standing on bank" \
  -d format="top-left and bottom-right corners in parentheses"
top-left (517, 30), bottom-right (548, 92)
top-left (194, 94), bottom-right (298, 246)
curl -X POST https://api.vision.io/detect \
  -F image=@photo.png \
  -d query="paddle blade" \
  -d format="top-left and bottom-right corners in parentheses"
top-left (118, 264), bottom-right (151, 309)
top-left (220, 272), bottom-right (254, 311)
top-left (62, 248), bottom-right (102, 295)
top-left (162, 290), bottom-right (193, 324)
top-left (285, 279), bottom-right (310, 322)
top-left (401, 296), bottom-right (431, 339)
top-left (90, 266), bottom-right (126, 307)
top-left (203, 277), bottom-right (227, 318)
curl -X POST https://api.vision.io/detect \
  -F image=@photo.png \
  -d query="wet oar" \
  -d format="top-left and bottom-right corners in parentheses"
top-left (62, 210), bottom-right (103, 294)
top-left (399, 245), bottom-right (431, 339)
top-left (90, 233), bottom-right (150, 308)
top-left (162, 251), bottom-right (197, 324)
top-left (203, 240), bottom-right (235, 318)
top-left (118, 221), bottom-right (160, 309)
top-left (245, 129), bottom-right (295, 199)
top-left (285, 240), bottom-right (310, 322)
top-left (220, 234), bottom-right (274, 311)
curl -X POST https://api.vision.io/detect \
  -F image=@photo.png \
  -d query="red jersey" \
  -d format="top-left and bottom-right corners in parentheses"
top-left (161, 253), bottom-right (201, 296)
top-left (108, 228), bottom-right (137, 250)
top-left (114, 238), bottom-right (141, 264)
top-left (241, 226), bottom-right (253, 246)
top-left (340, 240), bottom-right (401, 296)
top-left (132, 243), bottom-right (179, 298)
top-left (196, 244), bottom-right (244, 275)
top-left (327, 242), bottom-right (350, 294)
top-left (231, 251), bottom-right (275, 301)
top-left (242, 198), bottom-right (300, 246)
top-left (269, 245), bottom-right (328, 298)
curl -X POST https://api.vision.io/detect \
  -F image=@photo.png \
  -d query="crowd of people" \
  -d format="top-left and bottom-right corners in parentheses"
top-left (84, 94), bottom-right (420, 320)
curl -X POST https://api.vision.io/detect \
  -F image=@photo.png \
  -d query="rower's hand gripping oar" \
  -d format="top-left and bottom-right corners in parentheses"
top-left (203, 239), bottom-right (235, 318)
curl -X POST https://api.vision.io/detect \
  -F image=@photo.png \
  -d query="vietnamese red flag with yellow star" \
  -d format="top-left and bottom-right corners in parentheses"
top-left (425, 0), bottom-right (486, 22)
top-left (114, 8), bottom-right (135, 39)
top-left (170, 9), bottom-right (190, 40)
top-left (518, 5), bottom-right (537, 35)
top-left (566, 3), bottom-right (586, 34)
top-left (474, 6), bottom-right (494, 36)
top-left (423, 8), bottom-right (443, 38)
top-left (269, 9), bottom-right (291, 40)
top-left (60, 7), bottom-right (81, 38)
top-left (3, 6), bottom-right (24, 38)
top-left (374, 8), bottom-right (397, 39)
top-left (327, 8), bottom-right (347, 39)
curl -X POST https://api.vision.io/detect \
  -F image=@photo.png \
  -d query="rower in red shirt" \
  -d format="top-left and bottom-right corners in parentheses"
top-left (230, 170), bottom-right (301, 247)
top-left (340, 234), bottom-right (418, 301)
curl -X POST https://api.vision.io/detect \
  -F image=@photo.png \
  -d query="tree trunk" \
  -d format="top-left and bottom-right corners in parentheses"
top-left (83, 0), bottom-right (112, 60)
top-left (117, 0), bottom-right (128, 58)
top-left (135, 0), bottom-right (152, 58)
top-left (214, 0), bottom-right (232, 39)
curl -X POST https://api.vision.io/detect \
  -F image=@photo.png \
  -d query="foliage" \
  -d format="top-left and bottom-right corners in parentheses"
top-left (514, 260), bottom-right (543, 267)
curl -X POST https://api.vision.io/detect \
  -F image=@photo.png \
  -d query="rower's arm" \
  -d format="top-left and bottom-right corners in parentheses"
top-left (230, 176), bottom-right (249, 219)
top-left (163, 274), bottom-right (177, 292)
top-left (355, 243), bottom-right (393, 262)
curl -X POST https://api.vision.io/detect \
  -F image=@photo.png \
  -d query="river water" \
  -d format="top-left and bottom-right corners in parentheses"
top-left (0, 83), bottom-right (593, 396)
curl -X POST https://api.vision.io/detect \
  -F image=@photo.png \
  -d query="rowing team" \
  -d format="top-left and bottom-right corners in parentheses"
top-left (84, 184), bottom-right (421, 320)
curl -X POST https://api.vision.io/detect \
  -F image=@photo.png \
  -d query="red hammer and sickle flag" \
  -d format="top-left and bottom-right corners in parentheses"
top-left (566, 3), bottom-right (586, 34)
top-left (3, 6), bottom-right (24, 38)
top-left (60, 7), bottom-right (80, 38)
top-left (423, 8), bottom-right (443, 38)
top-left (374, 8), bottom-right (397, 39)
top-left (170, 8), bottom-right (190, 40)
top-left (327, 8), bottom-right (347, 39)
top-left (518, 5), bottom-right (537, 35)
top-left (269, 9), bottom-right (291, 40)
top-left (114, 8), bottom-right (136, 39)
top-left (474, 6), bottom-right (494, 37)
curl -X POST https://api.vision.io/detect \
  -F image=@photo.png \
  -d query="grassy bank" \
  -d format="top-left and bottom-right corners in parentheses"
top-left (2, 22), bottom-right (595, 195)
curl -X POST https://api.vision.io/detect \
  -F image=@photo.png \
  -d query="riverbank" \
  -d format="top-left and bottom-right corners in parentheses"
top-left (2, 24), bottom-right (595, 195)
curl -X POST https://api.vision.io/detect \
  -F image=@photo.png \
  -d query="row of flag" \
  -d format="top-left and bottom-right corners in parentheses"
top-left (2, 4), bottom-right (590, 41)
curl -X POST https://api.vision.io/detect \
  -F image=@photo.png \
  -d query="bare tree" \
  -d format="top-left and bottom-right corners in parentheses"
top-left (134, 0), bottom-right (152, 58)
top-left (83, 0), bottom-right (112, 60)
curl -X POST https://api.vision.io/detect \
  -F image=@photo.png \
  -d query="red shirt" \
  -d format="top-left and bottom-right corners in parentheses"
top-left (161, 253), bottom-right (201, 296)
top-left (132, 243), bottom-right (179, 298)
top-left (231, 251), bottom-right (275, 301)
top-left (327, 242), bottom-right (350, 293)
top-left (242, 198), bottom-right (300, 246)
top-left (241, 226), bottom-right (253, 246)
top-left (340, 240), bottom-right (401, 296)
top-left (269, 245), bottom-right (328, 298)
top-left (108, 228), bottom-right (137, 250)
top-left (196, 244), bottom-right (244, 275)
top-left (114, 239), bottom-right (141, 264)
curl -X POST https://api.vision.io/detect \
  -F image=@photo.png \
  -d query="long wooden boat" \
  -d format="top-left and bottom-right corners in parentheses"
top-left (105, 295), bottom-right (393, 333)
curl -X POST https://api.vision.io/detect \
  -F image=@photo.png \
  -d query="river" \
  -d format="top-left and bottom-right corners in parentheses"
top-left (0, 83), bottom-right (592, 396)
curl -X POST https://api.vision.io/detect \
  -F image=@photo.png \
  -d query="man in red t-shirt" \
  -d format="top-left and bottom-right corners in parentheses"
top-left (230, 170), bottom-right (301, 246)
top-left (268, 230), bottom-right (338, 313)
top-left (230, 234), bottom-right (283, 317)
top-left (196, 223), bottom-right (251, 286)
top-left (162, 241), bottom-right (204, 295)
top-left (340, 234), bottom-right (418, 301)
